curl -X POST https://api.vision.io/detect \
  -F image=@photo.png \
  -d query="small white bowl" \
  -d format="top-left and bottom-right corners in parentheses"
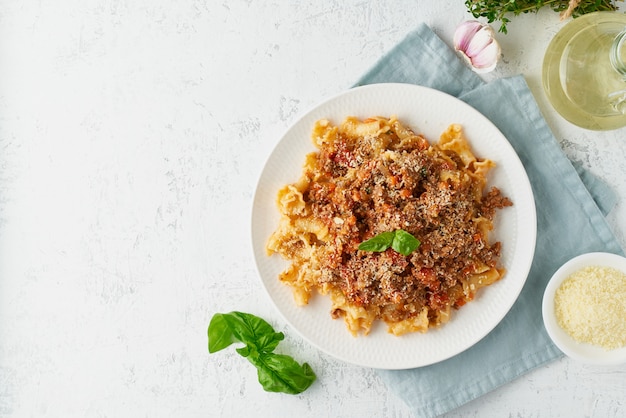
top-left (542, 252), bottom-right (626, 366)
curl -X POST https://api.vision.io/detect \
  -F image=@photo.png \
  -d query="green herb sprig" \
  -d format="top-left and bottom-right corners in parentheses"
top-left (464, 0), bottom-right (622, 34)
top-left (208, 311), bottom-right (316, 394)
top-left (358, 229), bottom-right (420, 256)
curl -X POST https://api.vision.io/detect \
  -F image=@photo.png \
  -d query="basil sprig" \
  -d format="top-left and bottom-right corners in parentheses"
top-left (208, 311), bottom-right (316, 394)
top-left (358, 229), bottom-right (420, 256)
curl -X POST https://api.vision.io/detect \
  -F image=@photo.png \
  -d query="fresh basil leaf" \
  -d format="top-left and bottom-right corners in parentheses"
top-left (236, 345), bottom-right (253, 358)
top-left (358, 229), bottom-right (420, 256)
top-left (250, 352), bottom-right (317, 394)
top-left (221, 311), bottom-right (284, 353)
top-left (208, 313), bottom-right (237, 353)
top-left (391, 229), bottom-right (421, 256)
top-left (208, 311), bottom-right (316, 394)
top-left (358, 231), bottom-right (395, 252)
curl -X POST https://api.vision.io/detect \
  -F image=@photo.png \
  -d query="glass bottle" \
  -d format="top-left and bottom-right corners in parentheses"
top-left (542, 12), bottom-right (626, 130)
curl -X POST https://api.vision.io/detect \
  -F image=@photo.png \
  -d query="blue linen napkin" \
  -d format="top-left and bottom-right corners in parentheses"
top-left (355, 23), bottom-right (625, 418)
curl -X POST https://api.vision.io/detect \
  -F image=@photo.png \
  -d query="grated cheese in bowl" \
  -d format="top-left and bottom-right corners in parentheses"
top-left (554, 266), bottom-right (626, 350)
top-left (542, 252), bottom-right (626, 365)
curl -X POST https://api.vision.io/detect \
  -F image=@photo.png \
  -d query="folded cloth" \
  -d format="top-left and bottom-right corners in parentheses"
top-left (355, 23), bottom-right (625, 418)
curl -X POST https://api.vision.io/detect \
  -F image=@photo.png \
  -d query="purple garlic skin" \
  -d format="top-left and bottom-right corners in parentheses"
top-left (454, 21), bottom-right (501, 73)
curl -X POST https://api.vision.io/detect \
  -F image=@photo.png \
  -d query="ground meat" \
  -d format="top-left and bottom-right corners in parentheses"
top-left (306, 119), bottom-right (512, 329)
top-left (270, 117), bottom-right (513, 335)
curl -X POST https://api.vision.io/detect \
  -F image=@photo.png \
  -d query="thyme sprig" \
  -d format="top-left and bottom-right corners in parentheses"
top-left (464, 0), bottom-right (623, 34)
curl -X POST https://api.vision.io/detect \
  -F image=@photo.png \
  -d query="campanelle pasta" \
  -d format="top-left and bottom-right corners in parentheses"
top-left (266, 116), bottom-right (512, 336)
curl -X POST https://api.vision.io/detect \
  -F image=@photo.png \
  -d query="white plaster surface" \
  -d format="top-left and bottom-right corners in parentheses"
top-left (0, 1), bottom-right (625, 417)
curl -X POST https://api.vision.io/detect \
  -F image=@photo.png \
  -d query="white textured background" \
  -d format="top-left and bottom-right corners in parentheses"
top-left (0, 1), bottom-right (625, 417)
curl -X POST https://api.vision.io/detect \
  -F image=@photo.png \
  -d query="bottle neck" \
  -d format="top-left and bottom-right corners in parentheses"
top-left (610, 27), bottom-right (626, 77)
top-left (607, 27), bottom-right (626, 114)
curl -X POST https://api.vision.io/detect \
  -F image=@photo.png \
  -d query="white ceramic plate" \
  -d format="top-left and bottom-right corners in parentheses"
top-left (251, 83), bottom-right (537, 369)
top-left (542, 252), bottom-right (626, 366)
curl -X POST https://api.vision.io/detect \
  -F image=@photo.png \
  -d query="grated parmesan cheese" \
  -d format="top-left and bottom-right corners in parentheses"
top-left (554, 265), bottom-right (626, 350)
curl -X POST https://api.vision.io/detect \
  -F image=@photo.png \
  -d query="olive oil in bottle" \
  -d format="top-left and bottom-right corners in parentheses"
top-left (543, 12), bottom-right (626, 130)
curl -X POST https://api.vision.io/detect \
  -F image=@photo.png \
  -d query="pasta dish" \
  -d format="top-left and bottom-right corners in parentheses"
top-left (266, 116), bottom-right (512, 336)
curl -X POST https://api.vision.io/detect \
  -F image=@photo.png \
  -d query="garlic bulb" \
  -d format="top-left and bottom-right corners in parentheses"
top-left (453, 21), bottom-right (501, 73)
